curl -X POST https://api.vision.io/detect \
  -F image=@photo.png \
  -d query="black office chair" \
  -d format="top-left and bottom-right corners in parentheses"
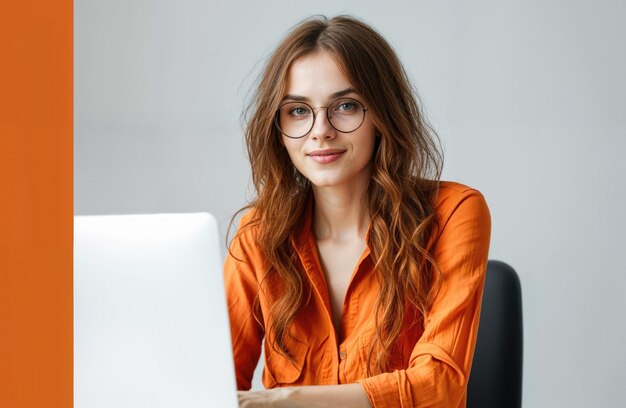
top-left (467, 260), bottom-right (523, 408)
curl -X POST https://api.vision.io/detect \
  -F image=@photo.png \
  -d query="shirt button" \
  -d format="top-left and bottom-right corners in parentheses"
top-left (339, 351), bottom-right (347, 360)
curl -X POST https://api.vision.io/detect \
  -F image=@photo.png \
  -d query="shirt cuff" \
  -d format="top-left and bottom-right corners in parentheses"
top-left (357, 343), bottom-right (467, 408)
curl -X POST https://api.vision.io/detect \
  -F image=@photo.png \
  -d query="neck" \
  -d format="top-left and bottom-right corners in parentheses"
top-left (312, 179), bottom-right (370, 242)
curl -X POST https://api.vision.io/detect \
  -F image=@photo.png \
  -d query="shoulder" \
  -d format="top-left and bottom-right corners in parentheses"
top-left (232, 207), bottom-right (261, 242)
top-left (433, 181), bottom-right (491, 231)
top-left (224, 207), bottom-right (273, 289)
top-left (435, 180), bottom-right (486, 203)
top-left (227, 207), bottom-right (264, 263)
top-left (434, 181), bottom-right (489, 212)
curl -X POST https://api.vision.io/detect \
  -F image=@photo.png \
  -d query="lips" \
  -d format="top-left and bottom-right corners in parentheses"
top-left (307, 149), bottom-right (346, 164)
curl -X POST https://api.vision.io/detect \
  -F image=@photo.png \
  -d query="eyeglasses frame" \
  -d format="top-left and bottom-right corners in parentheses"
top-left (274, 97), bottom-right (369, 139)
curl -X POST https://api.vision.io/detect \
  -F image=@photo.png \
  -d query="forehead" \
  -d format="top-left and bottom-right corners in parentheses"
top-left (284, 51), bottom-right (353, 100)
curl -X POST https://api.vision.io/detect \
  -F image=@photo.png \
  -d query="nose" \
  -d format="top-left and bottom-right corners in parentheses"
top-left (309, 108), bottom-right (336, 140)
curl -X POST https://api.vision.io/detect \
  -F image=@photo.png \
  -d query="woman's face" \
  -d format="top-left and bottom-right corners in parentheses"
top-left (280, 51), bottom-right (377, 190)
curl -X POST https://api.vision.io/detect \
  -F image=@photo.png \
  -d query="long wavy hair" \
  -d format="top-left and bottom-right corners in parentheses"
top-left (230, 15), bottom-right (444, 375)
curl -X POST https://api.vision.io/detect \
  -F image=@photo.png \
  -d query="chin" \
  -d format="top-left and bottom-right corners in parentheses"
top-left (306, 174), bottom-right (346, 188)
top-left (309, 179), bottom-right (340, 188)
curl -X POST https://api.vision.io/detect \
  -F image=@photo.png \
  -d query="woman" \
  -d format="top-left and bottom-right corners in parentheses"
top-left (225, 15), bottom-right (491, 408)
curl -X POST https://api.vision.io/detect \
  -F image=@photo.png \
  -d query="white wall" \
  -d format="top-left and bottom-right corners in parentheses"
top-left (75, 1), bottom-right (626, 406)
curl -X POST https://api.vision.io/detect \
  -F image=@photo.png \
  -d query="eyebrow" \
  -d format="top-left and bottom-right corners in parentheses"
top-left (281, 88), bottom-right (358, 103)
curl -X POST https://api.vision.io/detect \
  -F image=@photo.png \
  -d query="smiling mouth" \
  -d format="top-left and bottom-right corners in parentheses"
top-left (307, 150), bottom-right (345, 164)
top-left (307, 149), bottom-right (346, 157)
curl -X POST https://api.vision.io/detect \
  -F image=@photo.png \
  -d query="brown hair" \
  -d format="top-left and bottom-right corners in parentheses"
top-left (230, 15), bottom-right (443, 375)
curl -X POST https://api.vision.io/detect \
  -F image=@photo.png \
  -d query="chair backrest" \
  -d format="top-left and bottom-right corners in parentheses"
top-left (467, 260), bottom-right (523, 408)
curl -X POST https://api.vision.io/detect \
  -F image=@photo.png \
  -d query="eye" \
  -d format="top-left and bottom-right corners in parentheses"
top-left (289, 105), bottom-right (312, 117)
top-left (333, 99), bottom-right (359, 114)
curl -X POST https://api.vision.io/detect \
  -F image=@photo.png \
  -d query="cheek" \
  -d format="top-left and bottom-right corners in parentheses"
top-left (282, 139), bottom-right (302, 164)
top-left (360, 126), bottom-right (378, 159)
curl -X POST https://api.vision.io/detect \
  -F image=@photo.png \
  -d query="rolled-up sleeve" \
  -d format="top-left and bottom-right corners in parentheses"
top-left (359, 189), bottom-right (491, 407)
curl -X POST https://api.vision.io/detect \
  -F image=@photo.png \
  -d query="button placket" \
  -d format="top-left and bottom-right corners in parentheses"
top-left (338, 348), bottom-right (347, 383)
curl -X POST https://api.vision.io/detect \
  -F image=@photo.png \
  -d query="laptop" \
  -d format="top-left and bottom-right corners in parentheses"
top-left (74, 213), bottom-right (238, 408)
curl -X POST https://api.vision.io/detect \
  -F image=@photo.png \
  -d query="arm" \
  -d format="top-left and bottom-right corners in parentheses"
top-left (224, 214), bottom-right (265, 390)
top-left (239, 384), bottom-right (372, 408)
top-left (358, 189), bottom-right (492, 407)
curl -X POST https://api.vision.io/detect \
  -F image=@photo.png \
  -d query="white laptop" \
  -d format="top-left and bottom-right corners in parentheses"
top-left (74, 213), bottom-right (238, 408)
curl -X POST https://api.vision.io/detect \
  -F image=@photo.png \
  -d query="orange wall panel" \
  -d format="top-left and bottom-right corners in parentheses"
top-left (0, 2), bottom-right (73, 407)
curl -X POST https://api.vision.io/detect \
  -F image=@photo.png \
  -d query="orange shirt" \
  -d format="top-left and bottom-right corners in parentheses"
top-left (224, 181), bottom-right (491, 407)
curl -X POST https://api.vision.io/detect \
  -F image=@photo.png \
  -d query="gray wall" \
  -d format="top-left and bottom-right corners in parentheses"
top-left (75, 0), bottom-right (626, 406)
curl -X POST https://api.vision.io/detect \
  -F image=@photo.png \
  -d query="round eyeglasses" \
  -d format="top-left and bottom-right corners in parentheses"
top-left (274, 97), bottom-right (368, 139)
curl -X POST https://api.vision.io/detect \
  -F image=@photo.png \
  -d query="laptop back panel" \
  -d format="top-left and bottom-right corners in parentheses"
top-left (74, 213), bottom-right (237, 408)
